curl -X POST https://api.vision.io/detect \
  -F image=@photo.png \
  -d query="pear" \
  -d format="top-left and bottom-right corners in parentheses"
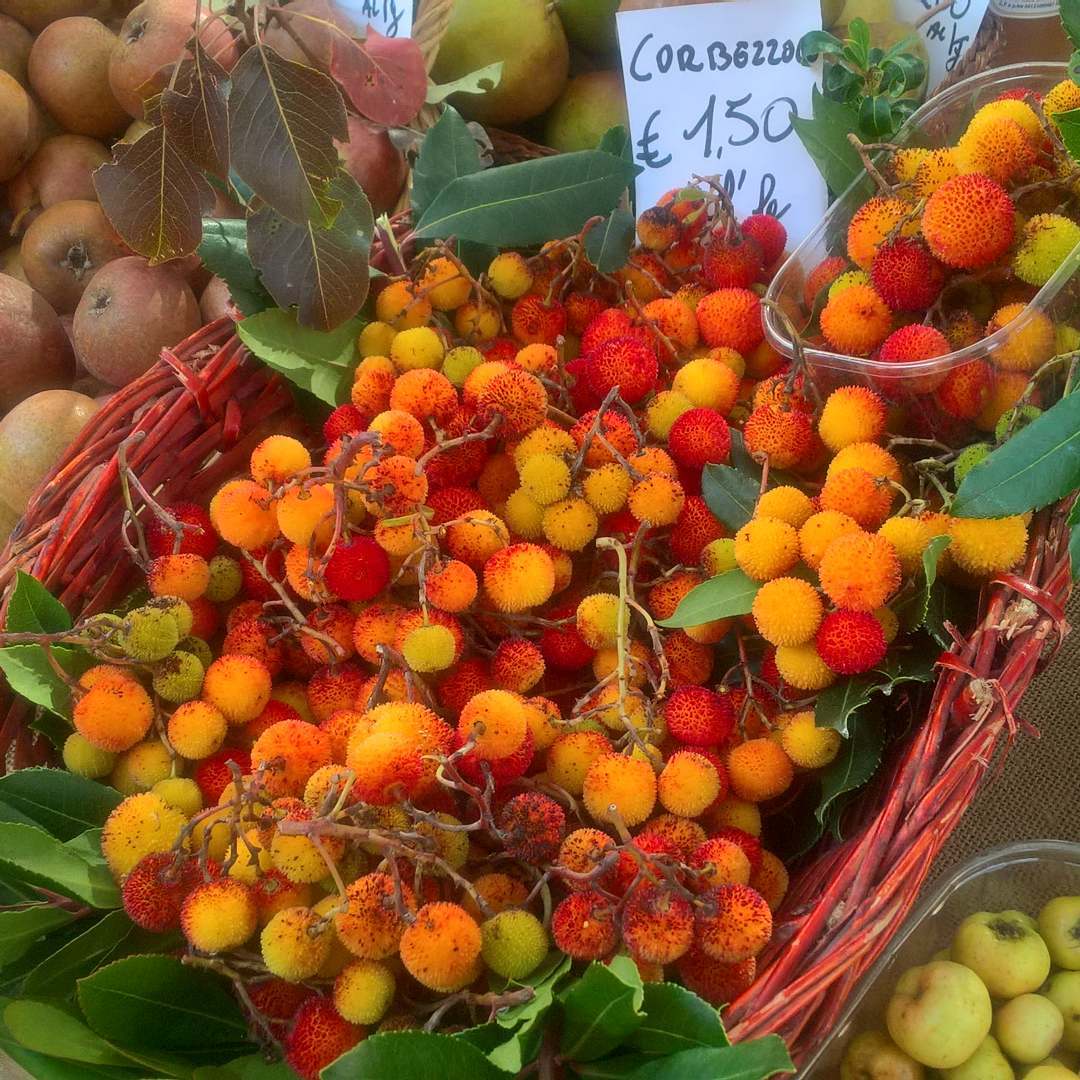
top-left (556, 0), bottom-right (619, 54)
top-left (544, 71), bottom-right (628, 154)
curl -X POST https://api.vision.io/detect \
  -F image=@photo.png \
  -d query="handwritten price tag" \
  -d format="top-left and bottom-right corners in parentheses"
top-left (895, 0), bottom-right (991, 91)
top-left (335, 0), bottom-right (413, 38)
top-left (616, 0), bottom-right (827, 246)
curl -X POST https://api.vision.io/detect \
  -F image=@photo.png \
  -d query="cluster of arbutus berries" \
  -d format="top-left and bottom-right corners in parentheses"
top-left (799, 77), bottom-right (1080, 451)
top-left (44, 168), bottom-right (1046, 1079)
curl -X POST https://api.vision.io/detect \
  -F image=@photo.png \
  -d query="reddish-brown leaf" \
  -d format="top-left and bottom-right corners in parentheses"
top-left (228, 43), bottom-right (347, 227)
top-left (93, 123), bottom-right (213, 265)
top-left (161, 46), bottom-right (230, 179)
top-left (247, 170), bottom-right (373, 331)
top-left (330, 29), bottom-right (426, 127)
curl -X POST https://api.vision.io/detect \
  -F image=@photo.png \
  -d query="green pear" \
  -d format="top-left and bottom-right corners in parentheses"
top-left (1024, 1066), bottom-right (1079, 1079)
top-left (941, 1036), bottom-right (1015, 1080)
top-left (432, 0), bottom-right (569, 127)
top-left (836, 0), bottom-right (893, 22)
top-left (556, 0), bottom-right (619, 55)
top-left (1046, 973), bottom-right (1080, 1053)
top-left (952, 911), bottom-right (1052, 998)
top-left (994, 994), bottom-right (1065, 1065)
top-left (886, 961), bottom-right (993, 1069)
top-left (544, 71), bottom-right (627, 154)
top-left (1040, 897), bottom-right (1080, 971)
top-left (841, 1030), bottom-right (926, 1079)
top-left (822, 0), bottom-right (846, 28)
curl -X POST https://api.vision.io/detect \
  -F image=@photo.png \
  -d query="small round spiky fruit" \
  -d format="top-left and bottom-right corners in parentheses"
top-left (986, 303), bottom-right (1057, 373)
top-left (498, 792), bottom-right (566, 862)
top-left (181, 878), bottom-right (257, 952)
top-left (584, 336), bottom-right (658, 405)
top-left (167, 700), bottom-right (227, 760)
top-left (778, 712), bottom-right (842, 769)
top-left (210, 479), bottom-right (279, 551)
top-left (819, 532), bottom-right (902, 612)
top-left (742, 213), bottom-right (787, 265)
top-left (820, 284), bottom-right (893, 356)
top-left (483, 543), bottom-right (556, 613)
top-left (401, 624), bottom-right (456, 673)
top-left (922, 174), bottom-right (1015, 270)
top-left (621, 883), bottom-right (694, 965)
top-left (152, 650), bottom-right (204, 704)
top-left (695, 884), bottom-right (773, 962)
top-left (847, 196), bottom-right (912, 270)
top-left (774, 644), bottom-right (836, 692)
top-left (399, 902), bottom-right (482, 992)
top-left (726, 739), bottom-right (794, 803)
top-left (870, 238), bottom-right (946, 312)
top-left (203, 654), bottom-right (272, 726)
top-left (954, 442), bottom-right (992, 485)
top-left (458, 689), bottom-right (528, 761)
top-left (260, 905), bottom-right (333, 981)
top-left (658, 750), bottom-right (721, 818)
top-left (948, 515), bottom-right (1029, 575)
top-left (818, 386), bottom-right (887, 452)
top-left (627, 473), bottom-right (685, 526)
top-left (487, 251), bottom-right (533, 299)
top-left (938, 359), bottom-right (992, 421)
top-left (742, 405), bottom-right (815, 470)
top-left (122, 852), bottom-right (201, 931)
top-left (816, 609), bottom-right (887, 675)
top-left (147, 502), bottom-right (218, 560)
top-left (664, 686), bottom-right (735, 746)
top-left (734, 517), bottom-right (799, 582)
top-left (334, 960), bottom-right (396, 1025)
top-left (582, 753), bottom-right (657, 827)
top-left (74, 676), bottom-right (154, 753)
top-left (284, 997), bottom-right (365, 1080)
top-left (102, 792), bottom-right (188, 880)
top-left (63, 732), bottom-right (116, 778)
top-left (751, 577), bottom-right (824, 647)
top-left (552, 891), bottom-right (618, 960)
top-left (1014, 213), bottom-right (1080, 287)
top-left (119, 605), bottom-right (181, 662)
top-left (690, 838), bottom-right (752, 891)
top-left (696, 288), bottom-right (763, 353)
top-left (334, 872), bottom-right (416, 960)
top-left (480, 910), bottom-right (549, 979)
top-left (668, 407), bottom-right (731, 470)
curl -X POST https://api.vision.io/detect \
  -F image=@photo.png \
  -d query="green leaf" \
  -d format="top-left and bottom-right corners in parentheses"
top-left (7, 571), bottom-right (72, 633)
top-left (1056, 106), bottom-right (1080, 163)
top-left (858, 94), bottom-right (894, 139)
top-left (228, 43), bottom-right (347, 227)
top-left (597, 125), bottom-right (632, 163)
top-left (1069, 499), bottom-right (1080, 580)
top-left (894, 535), bottom-right (952, 633)
top-left (658, 570), bottom-right (759, 629)
top-left (324, 1031), bottom-right (511, 1079)
top-left (193, 1055), bottom-right (294, 1079)
top-left (23, 911), bottom-right (151, 997)
top-left (411, 106), bottom-right (484, 224)
top-left (197, 218), bottom-right (272, 317)
top-left (0, 822), bottom-right (119, 908)
top-left (559, 956), bottom-right (644, 1063)
top-left (622, 1036), bottom-right (794, 1079)
top-left (426, 62), bottom-right (503, 104)
top-left (236, 307), bottom-right (360, 405)
top-left (78, 955), bottom-right (250, 1054)
top-left (28, 710), bottom-right (73, 750)
top-left (797, 30), bottom-right (844, 61)
top-left (952, 392), bottom-right (1080, 518)
top-left (626, 982), bottom-right (729, 1055)
top-left (495, 951), bottom-right (571, 1028)
top-left (0, 906), bottom-right (78, 968)
top-left (0, 768), bottom-right (122, 840)
top-left (702, 464), bottom-right (760, 530)
top-left (5, 1000), bottom-right (133, 1066)
top-left (572, 1056), bottom-right (654, 1079)
top-left (414, 150), bottom-right (639, 248)
top-left (845, 17), bottom-right (871, 67)
top-left (0, 642), bottom-right (83, 717)
top-left (247, 170), bottom-right (374, 331)
top-left (585, 208), bottom-right (635, 273)
top-left (791, 87), bottom-right (864, 196)
top-left (816, 709), bottom-right (885, 825)
top-left (1062, 0), bottom-right (1080, 49)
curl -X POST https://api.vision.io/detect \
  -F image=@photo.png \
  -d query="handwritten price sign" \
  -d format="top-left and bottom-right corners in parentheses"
top-left (895, 0), bottom-right (991, 91)
top-left (335, 0), bottom-right (413, 38)
top-left (616, 0), bottom-right (827, 246)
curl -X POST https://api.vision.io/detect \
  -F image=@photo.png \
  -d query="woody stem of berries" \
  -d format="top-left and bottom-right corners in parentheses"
top-left (419, 986), bottom-right (536, 1033)
top-left (847, 134), bottom-right (895, 196)
top-left (622, 284), bottom-right (679, 362)
top-left (759, 298), bottom-right (823, 412)
top-left (415, 416), bottom-right (503, 472)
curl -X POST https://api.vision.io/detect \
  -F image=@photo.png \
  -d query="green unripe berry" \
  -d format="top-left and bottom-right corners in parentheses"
top-left (442, 345), bottom-right (484, 387)
top-left (152, 777), bottom-right (202, 818)
top-left (146, 595), bottom-right (194, 638)
top-left (152, 650), bottom-right (205, 703)
top-left (480, 909), bottom-right (549, 979)
top-left (177, 636), bottom-right (213, 669)
top-left (111, 739), bottom-right (172, 795)
top-left (702, 537), bottom-right (738, 576)
top-left (954, 443), bottom-right (992, 485)
top-left (1013, 212), bottom-right (1080, 287)
top-left (995, 404), bottom-right (1042, 444)
top-left (119, 605), bottom-right (181, 662)
top-left (204, 555), bottom-right (242, 603)
top-left (62, 732), bottom-right (116, 778)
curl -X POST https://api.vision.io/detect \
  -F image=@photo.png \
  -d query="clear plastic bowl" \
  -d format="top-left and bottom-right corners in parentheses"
top-left (802, 839), bottom-right (1080, 1076)
top-left (763, 63), bottom-right (1080, 402)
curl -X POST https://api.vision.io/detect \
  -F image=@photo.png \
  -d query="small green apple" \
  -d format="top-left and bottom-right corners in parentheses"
top-left (952, 911), bottom-right (1052, 997)
top-left (941, 1035), bottom-right (1015, 1080)
top-left (994, 994), bottom-right (1065, 1065)
top-left (1046, 972), bottom-right (1080, 1053)
top-left (1024, 1066), bottom-right (1079, 1079)
top-left (1039, 897), bottom-right (1080, 971)
top-left (840, 1030), bottom-right (925, 1079)
top-left (886, 960), bottom-right (993, 1068)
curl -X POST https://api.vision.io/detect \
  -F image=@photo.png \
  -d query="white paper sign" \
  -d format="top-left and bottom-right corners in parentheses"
top-left (335, 0), bottom-right (413, 38)
top-left (616, 0), bottom-right (828, 246)
top-left (895, 0), bottom-right (991, 92)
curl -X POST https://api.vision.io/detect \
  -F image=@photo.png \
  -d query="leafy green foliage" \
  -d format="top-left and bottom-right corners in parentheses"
top-left (894, 535), bottom-right (952, 635)
top-left (1056, 107), bottom-right (1080, 164)
top-left (0, 822), bottom-right (119, 909)
top-left (236, 308), bottom-right (361, 405)
top-left (1070, 499), bottom-right (1080, 581)
top-left (791, 87), bottom-right (865, 197)
top-left (952, 392), bottom-right (1080, 518)
top-left (0, 907), bottom-right (78, 968)
top-left (816, 709), bottom-right (885, 826)
top-left (585, 208), bottom-right (636, 274)
top-left (4, 1001), bottom-right (135, 1068)
top-left (411, 106), bottom-right (485, 222)
top-left (1061, 0), bottom-right (1080, 49)
top-left (560, 955), bottom-right (645, 1062)
top-left (324, 1031), bottom-right (510, 1080)
top-left (0, 768), bottom-right (122, 840)
top-left (197, 218), bottom-right (272, 317)
top-left (658, 570), bottom-right (760, 629)
top-left (702, 463), bottom-right (761, 530)
top-left (626, 983), bottom-right (729, 1055)
top-left (414, 150), bottom-right (640, 247)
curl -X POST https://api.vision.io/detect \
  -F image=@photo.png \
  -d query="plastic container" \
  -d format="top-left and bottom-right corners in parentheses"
top-left (763, 63), bottom-right (1080, 418)
top-left (802, 839), bottom-right (1080, 1076)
